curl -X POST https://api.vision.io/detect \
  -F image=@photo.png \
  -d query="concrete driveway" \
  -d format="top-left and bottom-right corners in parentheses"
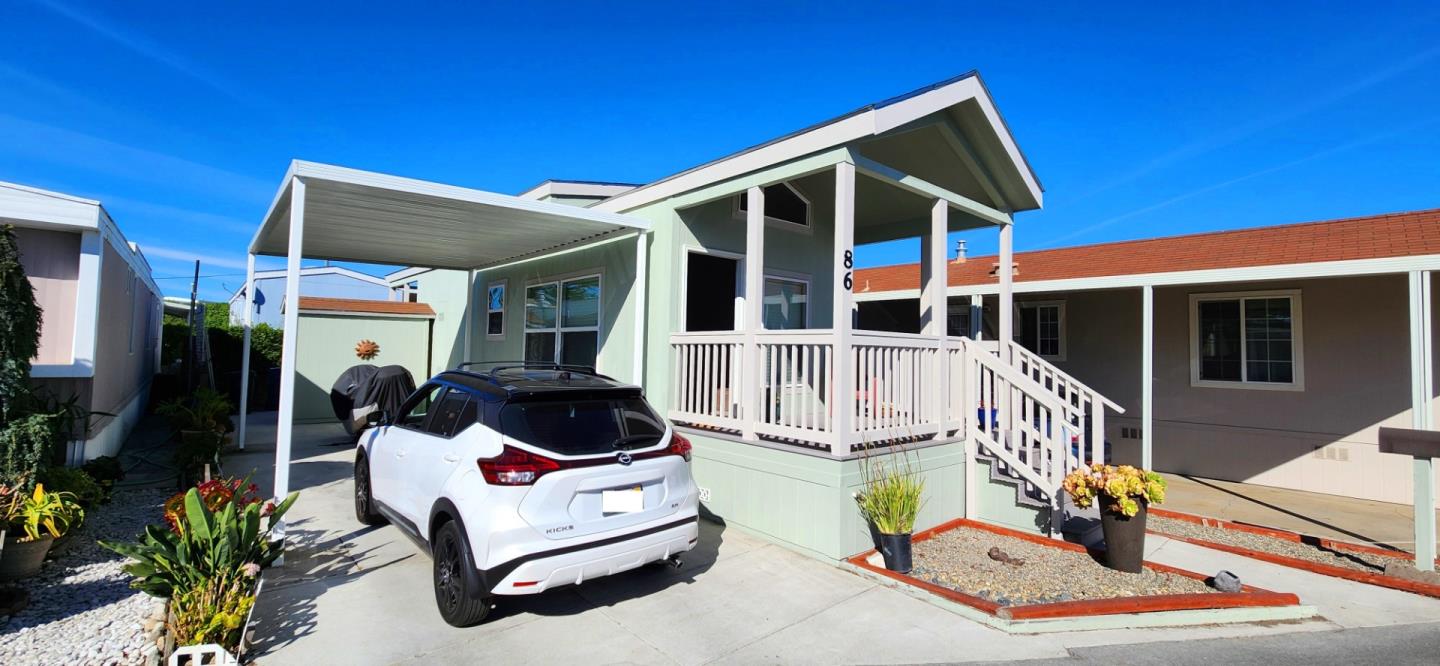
top-left (231, 415), bottom-right (1440, 665)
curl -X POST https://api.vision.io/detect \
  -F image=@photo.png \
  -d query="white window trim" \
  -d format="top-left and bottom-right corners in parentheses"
top-left (485, 279), bottom-right (507, 340)
top-left (680, 246), bottom-right (744, 332)
top-left (762, 271), bottom-right (812, 329)
top-left (733, 181), bottom-right (813, 233)
top-left (1013, 300), bottom-right (1066, 362)
top-left (1188, 289), bottom-right (1304, 392)
top-left (525, 271), bottom-right (603, 366)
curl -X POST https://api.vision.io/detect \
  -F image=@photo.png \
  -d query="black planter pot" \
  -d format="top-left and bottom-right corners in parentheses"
top-left (877, 533), bottom-right (913, 573)
top-left (1100, 499), bottom-right (1148, 573)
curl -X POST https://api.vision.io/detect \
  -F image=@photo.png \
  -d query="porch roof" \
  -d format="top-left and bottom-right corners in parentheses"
top-left (854, 207), bottom-right (1440, 297)
top-left (249, 161), bottom-right (652, 271)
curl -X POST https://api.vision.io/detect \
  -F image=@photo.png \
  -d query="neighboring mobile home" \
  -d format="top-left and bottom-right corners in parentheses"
top-left (852, 209), bottom-right (1440, 508)
top-left (242, 72), bottom-right (1436, 563)
top-left (1, 181), bottom-right (163, 462)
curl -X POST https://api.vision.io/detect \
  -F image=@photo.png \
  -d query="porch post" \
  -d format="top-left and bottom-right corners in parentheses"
top-left (463, 269), bottom-right (475, 367)
top-left (237, 252), bottom-right (255, 450)
top-left (1408, 270), bottom-right (1435, 570)
top-left (633, 231), bottom-right (648, 385)
top-left (969, 294), bottom-right (983, 340)
top-left (273, 176), bottom-right (305, 543)
top-left (741, 186), bottom-right (765, 441)
top-left (1141, 284), bottom-right (1154, 470)
top-left (832, 163), bottom-right (856, 456)
top-left (923, 200), bottom-right (948, 431)
top-left (997, 222), bottom-right (1014, 356)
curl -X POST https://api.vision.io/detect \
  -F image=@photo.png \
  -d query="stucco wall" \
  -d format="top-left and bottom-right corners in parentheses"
top-left (294, 313), bottom-right (433, 423)
top-left (987, 274), bottom-right (1440, 507)
top-left (14, 227), bottom-right (80, 365)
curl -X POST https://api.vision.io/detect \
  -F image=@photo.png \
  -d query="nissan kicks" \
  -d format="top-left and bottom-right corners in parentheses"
top-left (353, 363), bottom-right (699, 626)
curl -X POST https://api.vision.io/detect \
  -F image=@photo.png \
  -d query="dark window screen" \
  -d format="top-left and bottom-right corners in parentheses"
top-left (500, 398), bottom-right (664, 455)
top-left (1198, 300), bottom-right (1242, 381)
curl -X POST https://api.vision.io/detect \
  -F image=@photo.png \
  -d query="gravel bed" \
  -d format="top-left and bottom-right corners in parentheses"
top-left (908, 526), bottom-right (1215, 606)
top-left (0, 487), bottom-right (171, 666)
top-left (1150, 514), bottom-right (1411, 575)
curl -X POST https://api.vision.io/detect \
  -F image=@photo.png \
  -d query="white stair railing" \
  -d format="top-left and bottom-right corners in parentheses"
top-left (1004, 340), bottom-right (1125, 467)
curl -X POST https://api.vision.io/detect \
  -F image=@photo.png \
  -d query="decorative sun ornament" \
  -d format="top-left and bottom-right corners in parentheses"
top-left (355, 339), bottom-right (380, 360)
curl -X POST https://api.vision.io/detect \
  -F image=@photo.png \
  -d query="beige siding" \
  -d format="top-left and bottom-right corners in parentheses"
top-left (989, 274), bottom-right (1439, 507)
top-left (89, 242), bottom-right (161, 429)
top-left (14, 227), bottom-right (80, 364)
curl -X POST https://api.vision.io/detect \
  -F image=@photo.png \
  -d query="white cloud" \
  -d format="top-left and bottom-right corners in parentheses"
top-left (139, 244), bottom-right (248, 271)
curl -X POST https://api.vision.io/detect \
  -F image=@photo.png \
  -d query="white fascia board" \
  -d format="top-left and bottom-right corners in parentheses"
top-left (852, 254), bottom-right (1440, 301)
top-left (250, 161), bottom-right (301, 255)
top-left (298, 309), bottom-right (434, 320)
top-left (385, 266), bottom-right (432, 284)
top-left (30, 361), bottom-right (94, 378)
top-left (0, 182), bottom-right (101, 231)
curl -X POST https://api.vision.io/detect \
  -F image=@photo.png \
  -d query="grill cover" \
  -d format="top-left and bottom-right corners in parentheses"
top-left (330, 364), bottom-right (417, 434)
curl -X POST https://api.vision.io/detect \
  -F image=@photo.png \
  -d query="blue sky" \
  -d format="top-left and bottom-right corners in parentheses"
top-left (3, 1), bottom-right (1438, 301)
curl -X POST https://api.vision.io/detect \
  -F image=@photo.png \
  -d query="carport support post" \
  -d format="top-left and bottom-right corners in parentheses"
top-left (237, 252), bottom-right (255, 450)
top-left (740, 186), bottom-right (765, 441)
top-left (633, 232), bottom-right (648, 386)
top-left (1141, 284), bottom-right (1154, 470)
top-left (273, 176), bottom-right (306, 546)
top-left (1408, 270), bottom-right (1435, 571)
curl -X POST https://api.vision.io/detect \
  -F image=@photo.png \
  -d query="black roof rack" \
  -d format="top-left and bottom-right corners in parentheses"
top-left (455, 360), bottom-right (614, 381)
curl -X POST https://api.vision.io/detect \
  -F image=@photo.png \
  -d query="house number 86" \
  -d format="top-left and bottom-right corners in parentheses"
top-left (842, 250), bottom-right (853, 289)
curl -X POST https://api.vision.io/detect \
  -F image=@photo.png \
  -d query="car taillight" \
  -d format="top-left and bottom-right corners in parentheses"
top-left (668, 433), bottom-right (692, 462)
top-left (478, 446), bottom-right (561, 486)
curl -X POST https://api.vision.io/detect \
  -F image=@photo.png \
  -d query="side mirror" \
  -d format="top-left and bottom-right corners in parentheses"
top-left (365, 411), bottom-right (387, 427)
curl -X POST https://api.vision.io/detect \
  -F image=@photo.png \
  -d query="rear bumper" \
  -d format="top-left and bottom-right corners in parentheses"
top-left (482, 517), bottom-right (698, 596)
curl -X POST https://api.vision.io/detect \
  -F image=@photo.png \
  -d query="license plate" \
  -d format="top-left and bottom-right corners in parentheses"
top-left (601, 486), bottom-right (645, 513)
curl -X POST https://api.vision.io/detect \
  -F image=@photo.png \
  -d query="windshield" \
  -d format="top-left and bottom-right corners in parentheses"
top-left (499, 398), bottom-right (666, 455)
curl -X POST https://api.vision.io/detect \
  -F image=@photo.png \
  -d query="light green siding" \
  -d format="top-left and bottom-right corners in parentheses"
top-left (689, 433), bottom-right (966, 560)
top-left (469, 236), bottom-right (643, 383)
top-left (294, 314), bottom-right (433, 423)
top-left (972, 457), bottom-right (1048, 533)
top-left (412, 269), bottom-right (471, 373)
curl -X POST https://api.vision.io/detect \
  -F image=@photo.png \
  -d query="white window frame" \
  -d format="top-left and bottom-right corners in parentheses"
top-left (761, 271), bottom-right (812, 330)
top-left (525, 271), bottom-right (603, 367)
top-left (734, 182), bottom-right (812, 233)
top-left (485, 279), bottom-right (507, 340)
top-left (1013, 300), bottom-right (1066, 361)
top-left (1188, 289), bottom-right (1304, 391)
top-left (679, 246), bottom-right (744, 332)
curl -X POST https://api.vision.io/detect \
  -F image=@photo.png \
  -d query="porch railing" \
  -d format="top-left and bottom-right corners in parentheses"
top-left (667, 330), bottom-right (1120, 507)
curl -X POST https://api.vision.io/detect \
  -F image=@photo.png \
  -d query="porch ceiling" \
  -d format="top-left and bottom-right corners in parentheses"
top-left (249, 161), bottom-right (652, 270)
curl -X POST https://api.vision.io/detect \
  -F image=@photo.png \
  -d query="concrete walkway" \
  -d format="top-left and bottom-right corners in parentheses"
top-left (230, 414), bottom-right (1440, 665)
top-left (1164, 475), bottom-right (1440, 554)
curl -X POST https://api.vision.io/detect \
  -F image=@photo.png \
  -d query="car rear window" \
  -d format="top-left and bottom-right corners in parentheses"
top-left (499, 398), bottom-right (665, 455)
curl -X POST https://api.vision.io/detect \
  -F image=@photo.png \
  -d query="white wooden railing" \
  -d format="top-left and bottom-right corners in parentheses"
top-left (668, 330), bottom-right (1120, 507)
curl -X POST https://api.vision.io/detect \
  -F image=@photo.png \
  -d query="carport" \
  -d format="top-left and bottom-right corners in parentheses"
top-left (239, 160), bottom-right (653, 537)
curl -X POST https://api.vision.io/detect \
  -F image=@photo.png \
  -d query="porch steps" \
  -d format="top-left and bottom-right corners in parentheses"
top-left (974, 446), bottom-right (1048, 509)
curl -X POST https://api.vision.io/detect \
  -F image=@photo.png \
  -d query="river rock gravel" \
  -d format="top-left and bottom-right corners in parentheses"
top-left (0, 487), bottom-right (171, 666)
top-left (909, 526), bottom-right (1214, 606)
top-left (1149, 514), bottom-right (1417, 575)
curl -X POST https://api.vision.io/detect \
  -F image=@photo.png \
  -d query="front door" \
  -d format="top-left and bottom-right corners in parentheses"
top-left (685, 252), bottom-right (739, 331)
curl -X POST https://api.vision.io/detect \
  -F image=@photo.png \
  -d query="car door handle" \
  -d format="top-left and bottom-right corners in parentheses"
top-left (443, 453), bottom-right (460, 463)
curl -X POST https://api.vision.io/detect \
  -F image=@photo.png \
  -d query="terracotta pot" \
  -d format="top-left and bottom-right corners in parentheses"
top-left (1100, 499), bottom-right (1147, 573)
top-left (0, 535), bottom-right (54, 581)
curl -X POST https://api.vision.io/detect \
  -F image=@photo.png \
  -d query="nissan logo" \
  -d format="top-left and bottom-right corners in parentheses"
top-left (617, 452), bottom-right (633, 466)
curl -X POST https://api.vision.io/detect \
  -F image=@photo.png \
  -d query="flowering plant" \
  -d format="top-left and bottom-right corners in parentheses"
top-left (1062, 464), bottom-right (1166, 517)
top-left (163, 477), bottom-right (262, 534)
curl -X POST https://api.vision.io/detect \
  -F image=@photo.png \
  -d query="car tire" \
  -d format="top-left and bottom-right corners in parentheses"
top-left (432, 520), bottom-right (491, 627)
top-left (354, 454), bottom-right (386, 526)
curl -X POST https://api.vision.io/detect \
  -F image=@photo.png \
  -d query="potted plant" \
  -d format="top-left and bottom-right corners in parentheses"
top-left (855, 450), bottom-right (926, 573)
top-left (0, 483), bottom-right (84, 580)
top-left (1062, 464), bottom-right (1166, 573)
top-left (158, 388), bottom-right (235, 484)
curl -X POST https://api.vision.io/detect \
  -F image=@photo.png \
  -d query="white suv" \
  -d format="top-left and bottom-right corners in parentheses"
top-left (353, 364), bottom-right (699, 626)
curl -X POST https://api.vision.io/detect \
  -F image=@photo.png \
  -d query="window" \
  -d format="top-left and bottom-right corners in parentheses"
top-left (736, 182), bottom-right (810, 229)
top-left (947, 305), bottom-right (972, 338)
top-left (1014, 301), bottom-right (1064, 360)
top-left (486, 280), bottom-right (506, 338)
top-left (499, 398), bottom-right (665, 455)
top-left (397, 384), bottom-right (443, 429)
top-left (1190, 290), bottom-right (1302, 389)
top-left (762, 276), bottom-right (808, 329)
top-left (525, 274), bottom-right (601, 367)
top-left (406, 281), bottom-right (419, 303)
top-left (425, 388), bottom-right (472, 437)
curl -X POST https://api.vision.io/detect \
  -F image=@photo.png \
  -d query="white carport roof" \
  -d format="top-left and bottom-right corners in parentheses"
top-left (240, 161), bottom-right (654, 530)
top-left (249, 161), bottom-right (651, 270)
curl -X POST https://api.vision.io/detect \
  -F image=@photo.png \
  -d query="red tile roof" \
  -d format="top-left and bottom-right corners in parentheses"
top-left (297, 296), bottom-right (435, 317)
top-left (854, 208), bottom-right (1440, 294)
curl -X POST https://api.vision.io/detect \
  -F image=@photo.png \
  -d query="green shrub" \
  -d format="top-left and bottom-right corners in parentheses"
top-left (855, 448), bottom-right (926, 536)
top-left (101, 484), bottom-right (297, 598)
top-left (82, 455), bottom-right (125, 485)
top-left (40, 466), bottom-right (107, 507)
top-left (0, 413), bottom-right (59, 489)
top-left (170, 570), bottom-right (256, 652)
top-left (0, 225), bottom-right (42, 425)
